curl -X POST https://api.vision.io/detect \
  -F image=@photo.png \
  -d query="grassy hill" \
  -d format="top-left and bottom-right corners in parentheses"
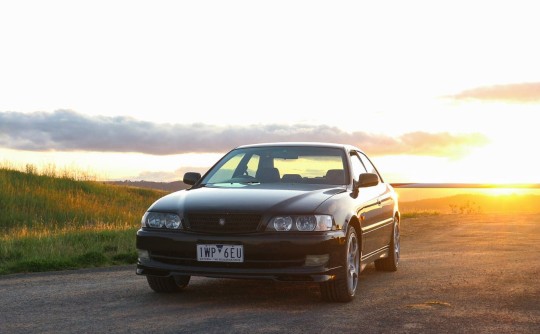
top-left (0, 168), bottom-right (166, 275)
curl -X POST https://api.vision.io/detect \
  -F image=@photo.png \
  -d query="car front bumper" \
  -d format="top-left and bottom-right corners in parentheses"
top-left (136, 228), bottom-right (346, 282)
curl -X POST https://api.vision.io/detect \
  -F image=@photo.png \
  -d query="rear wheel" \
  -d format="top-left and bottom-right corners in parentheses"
top-left (375, 216), bottom-right (400, 272)
top-left (146, 275), bottom-right (191, 293)
top-left (320, 226), bottom-right (360, 302)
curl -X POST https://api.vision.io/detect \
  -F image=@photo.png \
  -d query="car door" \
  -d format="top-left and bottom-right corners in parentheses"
top-left (349, 152), bottom-right (393, 256)
top-left (357, 152), bottom-right (395, 252)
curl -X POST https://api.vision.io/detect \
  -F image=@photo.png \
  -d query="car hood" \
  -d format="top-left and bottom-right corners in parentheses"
top-left (148, 184), bottom-right (347, 214)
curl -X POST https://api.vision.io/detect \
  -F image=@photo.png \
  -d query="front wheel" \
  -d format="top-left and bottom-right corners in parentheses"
top-left (320, 226), bottom-right (360, 302)
top-left (375, 216), bottom-right (400, 272)
top-left (146, 275), bottom-right (191, 293)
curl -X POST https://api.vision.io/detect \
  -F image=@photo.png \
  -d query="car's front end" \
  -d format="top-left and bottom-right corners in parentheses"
top-left (136, 185), bottom-right (349, 283)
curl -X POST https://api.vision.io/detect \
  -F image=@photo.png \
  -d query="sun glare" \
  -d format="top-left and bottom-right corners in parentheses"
top-left (481, 187), bottom-right (527, 197)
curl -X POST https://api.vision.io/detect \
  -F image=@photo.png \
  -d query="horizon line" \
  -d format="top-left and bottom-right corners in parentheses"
top-left (391, 183), bottom-right (540, 189)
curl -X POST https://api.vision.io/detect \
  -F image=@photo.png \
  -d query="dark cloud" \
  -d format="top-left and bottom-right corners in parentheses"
top-left (0, 110), bottom-right (488, 157)
top-left (448, 82), bottom-right (540, 103)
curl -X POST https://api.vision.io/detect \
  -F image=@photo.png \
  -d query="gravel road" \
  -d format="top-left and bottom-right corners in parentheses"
top-left (1, 214), bottom-right (539, 334)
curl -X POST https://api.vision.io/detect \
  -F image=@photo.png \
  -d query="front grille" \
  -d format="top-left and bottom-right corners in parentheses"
top-left (185, 213), bottom-right (262, 234)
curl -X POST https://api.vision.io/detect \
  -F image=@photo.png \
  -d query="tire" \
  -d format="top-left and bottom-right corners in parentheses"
top-left (374, 216), bottom-right (400, 272)
top-left (146, 275), bottom-right (191, 293)
top-left (320, 226), bottom-right (360, 302)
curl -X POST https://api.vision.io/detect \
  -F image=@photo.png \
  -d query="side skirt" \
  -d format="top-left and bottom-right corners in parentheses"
top-left (360, 246), bottom-right (390, 271)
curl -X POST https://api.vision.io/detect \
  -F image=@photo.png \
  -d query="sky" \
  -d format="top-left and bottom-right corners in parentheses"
top-left (1, 0), bottom-right (540, 186)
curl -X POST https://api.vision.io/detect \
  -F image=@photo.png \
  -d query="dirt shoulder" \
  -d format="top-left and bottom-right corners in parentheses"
top-left (1, 213), bottom-right (539, 333)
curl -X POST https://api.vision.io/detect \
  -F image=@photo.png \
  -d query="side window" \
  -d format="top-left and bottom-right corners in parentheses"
top-left (350, 154), bottom-right (367, 182)
top-left (359, 153), bottom-right (382, 181)
top-left (245, 154), bottom-right (260, 177)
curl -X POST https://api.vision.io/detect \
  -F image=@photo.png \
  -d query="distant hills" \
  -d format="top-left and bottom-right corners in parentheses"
top-left (400, 193), bottom-right (540, 214)
top-left (104, 180), bottom-right (189, 193)
top-left (105, 180), bottom-right (540, 215)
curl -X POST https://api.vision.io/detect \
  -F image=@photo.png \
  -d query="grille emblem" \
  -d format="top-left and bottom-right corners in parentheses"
top-left (218, 218), bottom-right (226, 226)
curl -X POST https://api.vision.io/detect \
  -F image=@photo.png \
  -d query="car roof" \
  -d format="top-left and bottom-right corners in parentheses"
top-left (234, 142), bottom-right (363, 153)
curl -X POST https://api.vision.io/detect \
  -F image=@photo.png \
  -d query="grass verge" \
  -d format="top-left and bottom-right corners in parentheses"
top-left (0, 228), bottom-right (139, 275)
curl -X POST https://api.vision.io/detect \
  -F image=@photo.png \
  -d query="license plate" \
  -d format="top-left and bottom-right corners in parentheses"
top-left (196, 244), bottom-right (244, 262)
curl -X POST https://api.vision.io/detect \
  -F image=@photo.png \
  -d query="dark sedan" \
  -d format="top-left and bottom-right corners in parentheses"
top-left (136, 142), bottom-right (400, 302)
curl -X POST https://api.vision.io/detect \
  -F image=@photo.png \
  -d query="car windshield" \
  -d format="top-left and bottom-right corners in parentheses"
top-left (201, 146), bottom-right (348, 186)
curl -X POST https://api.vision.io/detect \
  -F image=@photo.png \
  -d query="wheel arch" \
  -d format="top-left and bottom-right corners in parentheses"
top-left (344, 215), bottom-right (362, 253)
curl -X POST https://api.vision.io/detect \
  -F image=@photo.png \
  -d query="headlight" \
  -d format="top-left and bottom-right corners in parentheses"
top-left (296, 216), bottom-right (317, 231)
top-left (142, 212), bottom-right (183, 230)
top-left (267, 215), bottom-right (335, 232)
top-left (273, 216), bottom-right (293, 231)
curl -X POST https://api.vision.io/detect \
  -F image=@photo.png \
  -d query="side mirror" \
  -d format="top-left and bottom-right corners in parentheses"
top-left (183, 172), bottom-right (202, 186)
top-left (357, 173), bottom-right (379, 188)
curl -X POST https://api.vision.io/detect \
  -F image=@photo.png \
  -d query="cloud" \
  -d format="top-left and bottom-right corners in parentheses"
top-left (0, 110), bottom-right (488, 157)
top-left (448, 82), bottom-right (540, 103)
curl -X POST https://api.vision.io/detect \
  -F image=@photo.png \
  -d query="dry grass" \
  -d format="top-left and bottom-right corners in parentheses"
top-left (0, 165), bottom-right (164, 274)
